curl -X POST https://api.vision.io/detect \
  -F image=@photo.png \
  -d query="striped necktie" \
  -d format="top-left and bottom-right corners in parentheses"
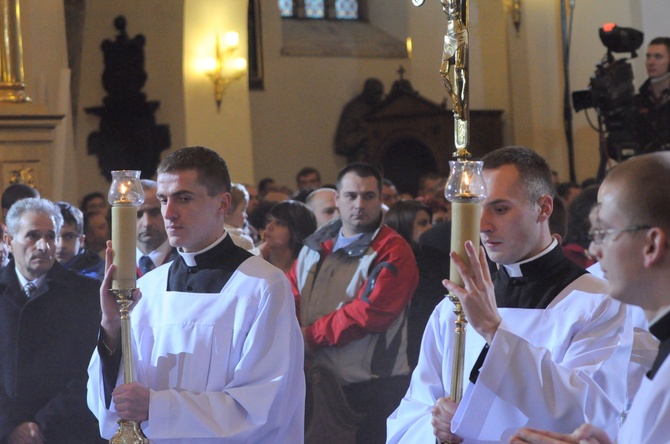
top-left (23, 282), bottom-right (37, 299)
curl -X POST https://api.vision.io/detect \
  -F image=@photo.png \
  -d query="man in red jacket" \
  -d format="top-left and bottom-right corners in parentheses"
top-left (288, 162), bottom-right (419, 444)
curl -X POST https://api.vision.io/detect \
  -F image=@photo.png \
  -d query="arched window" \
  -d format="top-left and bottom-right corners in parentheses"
top-left (279, 0), bottom-right (359, 20)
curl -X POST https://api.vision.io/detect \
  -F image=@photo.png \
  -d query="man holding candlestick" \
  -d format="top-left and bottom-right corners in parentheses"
top-left (87, 146), bottom-right (305, 443)
top-left (509, 151), bottom-right (670, 444)
top-left (387, 146), bottom-right (655, 443)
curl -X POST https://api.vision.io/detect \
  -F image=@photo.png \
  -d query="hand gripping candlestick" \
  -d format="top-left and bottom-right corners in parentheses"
top-left (412, 0), bottom-right (486, 404)
top-left (107, 170), bottom-right (149, 444)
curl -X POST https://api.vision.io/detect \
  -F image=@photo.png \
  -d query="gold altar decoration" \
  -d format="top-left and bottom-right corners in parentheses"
top-left (9, 164), bottom-right (34, 186)
top-left (0, 0), bottom-right (31, 102)
top-left (107, 170), bottom-right (149, 444)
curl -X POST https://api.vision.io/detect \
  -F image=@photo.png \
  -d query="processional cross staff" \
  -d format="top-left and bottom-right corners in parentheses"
top-left (411, 0), bottom-right (487, 406)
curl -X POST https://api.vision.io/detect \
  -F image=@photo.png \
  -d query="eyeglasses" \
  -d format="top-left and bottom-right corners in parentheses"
top-left (588, 225), bottom-right (652, 245)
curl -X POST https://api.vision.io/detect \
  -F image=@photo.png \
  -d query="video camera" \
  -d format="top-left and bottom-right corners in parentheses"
top-left (572, 24), bottom-right (644, 161)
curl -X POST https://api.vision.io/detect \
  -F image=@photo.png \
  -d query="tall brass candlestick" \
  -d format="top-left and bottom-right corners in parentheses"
top-left (444, 161), bottom-right (486, 402)
top-left (0, 0), bottom-right (31, 102)
top-left (107, 170), bottom-right (148, 444)
top-left (413, 0), bottom-right (486, 405)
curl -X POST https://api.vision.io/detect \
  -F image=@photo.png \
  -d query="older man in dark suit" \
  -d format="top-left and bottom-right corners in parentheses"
top-left (0, 197), bottom-right (103, 443)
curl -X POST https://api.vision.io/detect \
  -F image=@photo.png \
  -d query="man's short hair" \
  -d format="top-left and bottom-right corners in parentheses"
top-left (229, 183), bottom-right (250, 210)
top-left (649, 37), bottom-right (670, 55)
top-left (418, 172), bottom-right (441, 193)
top-left (556, 182), bottom-right (580, 200)
top-left (157, 146), bottom-right (231, 196)
top-left (482, 146), bottom-right (554, 203)
top-left (605, 152), bottom-right (670, 230)
top-left (80, 191), bottom-right (106, 212)
top-left (56, 201), bottom-right (85, 235)
top-left (2, 183), bottom-right (40, 211)
top-left (337, 162), bottom-right (383, 193)
top-left (6, 198), bottom-right (63, 236)
top-left (296, 167), bottom-right (321, 182)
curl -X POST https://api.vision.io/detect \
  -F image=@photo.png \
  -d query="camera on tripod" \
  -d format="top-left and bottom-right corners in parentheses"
top-left (572, 24), bottom-right (644, 161)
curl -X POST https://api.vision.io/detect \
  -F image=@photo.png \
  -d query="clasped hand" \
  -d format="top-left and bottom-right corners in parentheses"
top-left (112, 382), bottom-right (150, 422)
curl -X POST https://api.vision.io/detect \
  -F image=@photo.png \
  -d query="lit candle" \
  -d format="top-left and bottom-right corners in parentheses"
top-left (445, 160), bottom-right (487, 286)
top-left (108, 171), bottom-right (144, 289)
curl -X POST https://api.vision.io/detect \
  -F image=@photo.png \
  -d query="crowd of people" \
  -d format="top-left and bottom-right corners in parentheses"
top-left (0, 36), bottom-right (668, 444)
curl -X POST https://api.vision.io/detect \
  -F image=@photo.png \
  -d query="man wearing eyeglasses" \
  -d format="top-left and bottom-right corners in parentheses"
top-left (509, 152), bottom-right (670, 443)
top-left (388, 146), bottom-right (655, 443)
top-left (56, 201), bottom-right (105, 281)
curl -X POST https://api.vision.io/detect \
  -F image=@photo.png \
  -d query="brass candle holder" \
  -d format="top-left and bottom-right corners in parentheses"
top-left (107, 171), bottom-right (148, 444)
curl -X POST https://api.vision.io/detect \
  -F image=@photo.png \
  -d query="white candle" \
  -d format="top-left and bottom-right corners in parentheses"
top-left (112, 205), bottom-right (137, 289)
top-left (449, 202), bottom-right (482, 287)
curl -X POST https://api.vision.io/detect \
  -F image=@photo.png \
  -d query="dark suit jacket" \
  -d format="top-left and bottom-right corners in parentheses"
top-left (0, 261), bottom-right (104, 443)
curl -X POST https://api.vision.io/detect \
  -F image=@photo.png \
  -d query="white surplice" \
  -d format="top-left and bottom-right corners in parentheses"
top-left (87, 257), bottom-right (305, 443)
top-left (387, 274), bottom-right (653, 444)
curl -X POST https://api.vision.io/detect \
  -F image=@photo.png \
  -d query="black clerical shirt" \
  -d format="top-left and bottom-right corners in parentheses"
top-left (647, 309), bottom-right (670, 380)
top-left (167, 235), bottom-right (252, 293)
top-left (493, 243), bottom-right (587, 309)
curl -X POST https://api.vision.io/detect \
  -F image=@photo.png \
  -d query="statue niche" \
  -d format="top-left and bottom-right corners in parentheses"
top-left (86, 16), bottom-right (170, 181)
top-left (338, 70), bottom-right (503, 196)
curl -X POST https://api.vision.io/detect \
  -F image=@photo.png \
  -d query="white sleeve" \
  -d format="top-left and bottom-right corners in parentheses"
top-left (387, 300), bottom-right (466, 443)
top-left (388, 291), bottom-right (643, 443)
top-left (618, 363), bottom-right (670, 444)
top-left (453, 293), bottom-right (630, 441)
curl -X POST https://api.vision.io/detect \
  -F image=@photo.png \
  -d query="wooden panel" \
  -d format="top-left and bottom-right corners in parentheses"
top-left (0, 106), bottom-right (63, 199)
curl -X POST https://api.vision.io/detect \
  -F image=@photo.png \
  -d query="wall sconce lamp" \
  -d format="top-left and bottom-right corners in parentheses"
top-left (203, 32), bottom-right (247, 111)
top-left (511, 0), bottom-right (521, 34)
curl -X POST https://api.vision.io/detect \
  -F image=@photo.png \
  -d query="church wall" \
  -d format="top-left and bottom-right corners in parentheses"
top-left (13, 0), bottom-right (73, 201)
top-left (74, 0), bottom-right (186, 203)
top-left (250, 0), bottom-right (512, 190)
top-left (14, 0), bottom-right (666, 203)
top-left (183, 0), bottom-right (255, 185)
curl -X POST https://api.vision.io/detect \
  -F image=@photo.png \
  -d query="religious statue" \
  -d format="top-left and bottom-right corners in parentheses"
top-left (334, 77), bottom-right (384, 162)
top-left (86, 16), bottom-right (170, 181)
top-left (440, 0), bottom-right (470, 151)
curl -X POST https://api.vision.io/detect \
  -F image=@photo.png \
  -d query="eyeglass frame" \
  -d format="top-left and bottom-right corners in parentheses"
top-left (587, 225), bottom-right (653, 245)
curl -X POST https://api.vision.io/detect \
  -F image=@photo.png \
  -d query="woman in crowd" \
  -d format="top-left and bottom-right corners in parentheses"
top-left (385, 200), bottom-right (446, 368)
top-left (261, 200), bottom-right (316, 273)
